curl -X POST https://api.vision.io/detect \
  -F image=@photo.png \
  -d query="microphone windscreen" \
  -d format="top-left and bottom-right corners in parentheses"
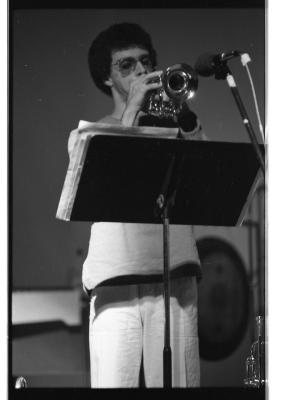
top-left (194, 52), bottom-right (216, 77)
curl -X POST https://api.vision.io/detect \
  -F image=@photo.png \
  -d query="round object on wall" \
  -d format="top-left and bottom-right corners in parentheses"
top-left (196, 237), bottom-right (250, 361)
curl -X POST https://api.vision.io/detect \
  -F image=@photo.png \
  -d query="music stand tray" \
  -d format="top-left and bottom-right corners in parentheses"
top-left (56, 125), bottom-right (262, 227)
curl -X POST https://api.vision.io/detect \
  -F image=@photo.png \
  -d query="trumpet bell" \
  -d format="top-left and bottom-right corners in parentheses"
top-left (162, 63), bottom-right (198, 102)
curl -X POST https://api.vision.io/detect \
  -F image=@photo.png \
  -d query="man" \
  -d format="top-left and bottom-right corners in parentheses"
top-left (68, 22), bottom-right (205, 388)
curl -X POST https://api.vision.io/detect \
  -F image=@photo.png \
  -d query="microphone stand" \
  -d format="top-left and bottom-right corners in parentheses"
top-left (214, 63), bottom-right (265, 175)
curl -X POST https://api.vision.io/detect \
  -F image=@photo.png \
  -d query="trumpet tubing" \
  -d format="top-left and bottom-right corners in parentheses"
top-left (144, 63), bottom-right (198, 119)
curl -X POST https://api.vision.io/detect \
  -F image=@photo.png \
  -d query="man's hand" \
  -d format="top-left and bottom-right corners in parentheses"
top-left (121, 70), bottom-right (162, 126)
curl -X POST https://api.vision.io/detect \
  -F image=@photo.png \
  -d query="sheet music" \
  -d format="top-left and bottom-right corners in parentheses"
top-left (56, 122), bottom-right (179, 221)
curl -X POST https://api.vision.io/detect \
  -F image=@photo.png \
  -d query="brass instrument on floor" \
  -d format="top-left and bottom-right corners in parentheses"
top-left (15, 376), bottom-right (28, 389)
top-left (244, 315), bottom-right (266, 388)
top-left (144, 63), bottom-right (198, 119)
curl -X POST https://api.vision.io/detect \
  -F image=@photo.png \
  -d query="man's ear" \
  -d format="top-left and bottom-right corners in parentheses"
top-left (104, 77), bottom-right (113, 88)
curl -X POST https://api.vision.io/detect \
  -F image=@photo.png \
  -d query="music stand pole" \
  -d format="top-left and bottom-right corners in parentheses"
top-left (155, 154), bottom-right (175, 388)
top-left (162, 205), bottom-right (172, 388)
top-left (155, 151), bottom-right (185, 388)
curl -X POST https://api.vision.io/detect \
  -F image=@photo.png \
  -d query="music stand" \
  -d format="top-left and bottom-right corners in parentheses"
top-left (57, 131), bottom-right (262, 387)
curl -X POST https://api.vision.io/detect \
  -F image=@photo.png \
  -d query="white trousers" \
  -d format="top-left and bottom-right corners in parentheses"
top-left (89, 276), bottom-right (200, 388)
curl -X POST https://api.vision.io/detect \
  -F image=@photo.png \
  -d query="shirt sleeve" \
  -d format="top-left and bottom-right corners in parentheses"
top-left (180, 118), bottom-right (208, 141)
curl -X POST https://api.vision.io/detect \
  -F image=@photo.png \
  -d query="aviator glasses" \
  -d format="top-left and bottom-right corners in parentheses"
top-left (112, 54), bottom-right (153, 76)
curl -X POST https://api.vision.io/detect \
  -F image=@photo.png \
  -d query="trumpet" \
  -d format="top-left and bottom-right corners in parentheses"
top-left (143, 63), bottom-right (198, 119)
top-left (244, 316), bottom-right (266, 388)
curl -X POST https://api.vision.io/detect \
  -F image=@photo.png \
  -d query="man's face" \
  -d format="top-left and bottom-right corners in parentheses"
top-left (104, 47), bottom-right (154, 99)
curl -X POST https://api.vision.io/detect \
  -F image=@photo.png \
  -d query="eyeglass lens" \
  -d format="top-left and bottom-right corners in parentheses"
top-left (117, 56), bottom-right (153, 75)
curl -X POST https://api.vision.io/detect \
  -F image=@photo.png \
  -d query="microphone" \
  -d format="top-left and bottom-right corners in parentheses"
top-left (194, 50), bottom-right (242, 77)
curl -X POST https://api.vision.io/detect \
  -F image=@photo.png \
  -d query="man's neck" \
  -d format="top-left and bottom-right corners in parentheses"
top-left (110, 90), bottom-right (127, 120)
